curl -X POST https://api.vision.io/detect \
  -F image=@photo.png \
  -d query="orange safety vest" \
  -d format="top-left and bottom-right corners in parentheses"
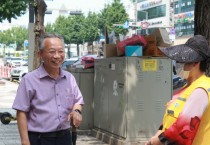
top-left (162, 75), bottom-right (210, 145)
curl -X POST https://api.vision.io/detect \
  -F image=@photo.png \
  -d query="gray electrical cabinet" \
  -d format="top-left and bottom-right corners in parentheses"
top-left (94, 57), bottom-right (172, 142)
top-left (68, 68), bottom-right (94, 130)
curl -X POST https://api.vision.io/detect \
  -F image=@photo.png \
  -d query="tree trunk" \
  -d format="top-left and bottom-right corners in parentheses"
top-left (77, 43), bottom-right (79, 56)
top-left (194, 0), bottom-right (210, 42)
top-left (33, 0), bottom-right (47, 70)
top-left (67, 44), bottom-right (71, 58)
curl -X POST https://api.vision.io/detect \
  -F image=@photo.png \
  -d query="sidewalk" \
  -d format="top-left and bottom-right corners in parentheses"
top-left (0, 118), bottom-right (108, 145)
top-left (0, 108), bottom-right (108, 145)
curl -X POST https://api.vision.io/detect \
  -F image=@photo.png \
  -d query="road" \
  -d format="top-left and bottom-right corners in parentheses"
top-left (0, 71), bottom-right (108, 145)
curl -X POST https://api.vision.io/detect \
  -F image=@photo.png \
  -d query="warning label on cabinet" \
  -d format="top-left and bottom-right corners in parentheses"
top-left (142, 59), bottom-right (157, 71)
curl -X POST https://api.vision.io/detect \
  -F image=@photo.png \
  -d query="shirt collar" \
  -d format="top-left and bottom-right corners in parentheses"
top-left (38, 63), bottom-right (66, 79)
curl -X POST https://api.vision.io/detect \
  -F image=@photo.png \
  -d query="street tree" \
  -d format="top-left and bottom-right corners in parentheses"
top-left (10, 27), bottom-right (28, 50)
top-left (83, 12), bottom-right (100, 52)
top-left (54, 15), bottom-right (73, 58)
top-left (0, 31), bottom-right (11, 46)
top-left (45, 23), bottom-right (55, 33)
top-left (0, 0), bottom-right (30, 22)
top-left (33, 0), bottom-right (47, 69)
top-left (0, 26), bottom-right (28, 50)
top-left (54, 15), bottom-right (86, 57)
top-left (194, 0), bottom-right (210, 42)
top-left (70, 15), bottom-right (86, 56)
top-left (99, 0), bottom-right (129, 37)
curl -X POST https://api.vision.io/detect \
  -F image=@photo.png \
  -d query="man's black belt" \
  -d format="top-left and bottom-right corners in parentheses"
top-left (28, 128), bottom-right (70, 138)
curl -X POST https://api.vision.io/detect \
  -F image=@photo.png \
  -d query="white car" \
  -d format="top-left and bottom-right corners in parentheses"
top-left (7, 57), bottom-right (23, 67)
top-left (10, 62), bottom-right (28, 81)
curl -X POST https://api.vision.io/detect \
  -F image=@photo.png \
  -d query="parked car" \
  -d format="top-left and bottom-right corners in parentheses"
top-left (61, 57), bottom-right (79, 70)
top-left (71, 54), bottom-right (103, 69)
top-left (10, 62), bottom-right (28, 81)
top-left (7, 57), bottom-right (24, 67)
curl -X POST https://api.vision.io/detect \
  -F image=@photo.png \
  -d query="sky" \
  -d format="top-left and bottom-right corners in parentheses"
top-left (2, 0), bottom-right (129, 26)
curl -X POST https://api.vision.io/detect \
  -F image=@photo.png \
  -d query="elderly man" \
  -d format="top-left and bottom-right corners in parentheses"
top-left (13, 33), bottom-right (84, 145)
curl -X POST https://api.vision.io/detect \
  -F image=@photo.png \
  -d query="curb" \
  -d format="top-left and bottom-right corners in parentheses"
top-left (0, 80), bottom-right (5, 85)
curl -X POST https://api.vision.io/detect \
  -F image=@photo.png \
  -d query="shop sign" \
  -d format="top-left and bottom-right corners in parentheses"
top-left (140, 21), bottom-right (150, 29)
top-left (140, 0), bottom-right (162, 9)
top-left (151, 21), bottom-right (162, 25)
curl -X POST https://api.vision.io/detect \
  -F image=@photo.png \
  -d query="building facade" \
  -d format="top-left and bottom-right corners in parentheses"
top-left (173, 0), bottom-right (194, 37)
top-left (129, 0), bottom-right (195, 44)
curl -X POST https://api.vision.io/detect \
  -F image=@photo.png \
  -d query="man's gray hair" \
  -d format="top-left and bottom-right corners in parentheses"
top-left (38, 33), bottom-right (65, 50)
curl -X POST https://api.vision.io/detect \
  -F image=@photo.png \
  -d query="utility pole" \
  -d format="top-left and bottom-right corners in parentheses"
top-left (28, 1), bottom-right (35, 71)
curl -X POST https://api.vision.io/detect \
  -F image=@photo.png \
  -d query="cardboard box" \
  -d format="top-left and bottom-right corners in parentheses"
top-left (116, 40), bottom-right (124, 56)
top-left (143, 35), bottom-right (164, 56)
top-left (151, 28), bottom-right (171, 47)
top-left (144, 45), bottom-right (164, 56)
top-left (125, 46), bottom-right (143, 56)
top-left (104, 44), bottom-right (117, 58)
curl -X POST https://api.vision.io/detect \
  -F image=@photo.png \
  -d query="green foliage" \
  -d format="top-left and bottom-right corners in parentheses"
top-left (52, 14), bottom-right (100, 57)
top-left (0, 26), bottom-right (28, 50)
top-left (69, 15), bottom-right (86, 45)
top-left (0, 0), bottom-right (30, 22)
top-left (54, 15), bottom-right (72, 44)
top-left (99, 0), bottom-right (129, 36)
top-left (43, 0), bottom-right (128, 56)
top-left (45, 23), bottom-right (55, 33)
top-left (83, 12), bottom-right (99, 43)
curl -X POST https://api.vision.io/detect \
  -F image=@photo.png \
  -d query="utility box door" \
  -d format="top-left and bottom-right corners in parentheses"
top-left (106, 58), bottom-right (127, 137)
top-left (94, 60), bottom-right (109, 130)
top-left (126, 57), bottom-right (172, 140)
top-left (94, 57), bottom-right (172, 141)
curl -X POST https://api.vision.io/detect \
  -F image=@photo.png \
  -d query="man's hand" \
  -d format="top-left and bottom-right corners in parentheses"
top-left (145, 130), bottom-right (163, 145)
top-left (68, 111), bottom-right (82, 128)
top-left (21, 139), bottom-right (31, 145)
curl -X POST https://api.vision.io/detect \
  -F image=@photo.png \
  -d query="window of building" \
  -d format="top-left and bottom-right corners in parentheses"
top-left (45, 10), bottom-right (52, 14)
top-left (174, 0), bottom-right (194, 14)
top-left (181, 3), bottom-right (185, 7)
top-left (59, 10), bottom-right (68, 15)
top-left (137, 0), bottom-right (147, 2)
top-left (143, 5), bottom-right (166, 20)
top-left (175, 21), bottom-right (194, 37)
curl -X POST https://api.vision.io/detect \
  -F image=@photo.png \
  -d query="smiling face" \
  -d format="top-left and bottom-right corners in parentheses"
top-left (39, 37), bottom-right (65, 72)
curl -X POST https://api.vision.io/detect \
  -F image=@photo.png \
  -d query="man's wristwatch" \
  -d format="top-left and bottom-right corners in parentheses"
top-left (74, 109), bottom-right (82, 115)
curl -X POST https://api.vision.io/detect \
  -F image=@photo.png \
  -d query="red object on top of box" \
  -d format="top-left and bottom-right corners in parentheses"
top-left (82, 57), bottom-right (95, 62)
top-left (117, 35), bottom-right (147, 56)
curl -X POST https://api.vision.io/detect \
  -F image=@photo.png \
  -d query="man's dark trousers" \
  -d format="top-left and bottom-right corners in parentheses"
top-left (28, 130), bottom-right (72, 145)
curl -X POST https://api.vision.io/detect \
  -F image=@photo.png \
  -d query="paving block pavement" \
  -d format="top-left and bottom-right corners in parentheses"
top-left (0, 109), bottom-right (108, 145)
